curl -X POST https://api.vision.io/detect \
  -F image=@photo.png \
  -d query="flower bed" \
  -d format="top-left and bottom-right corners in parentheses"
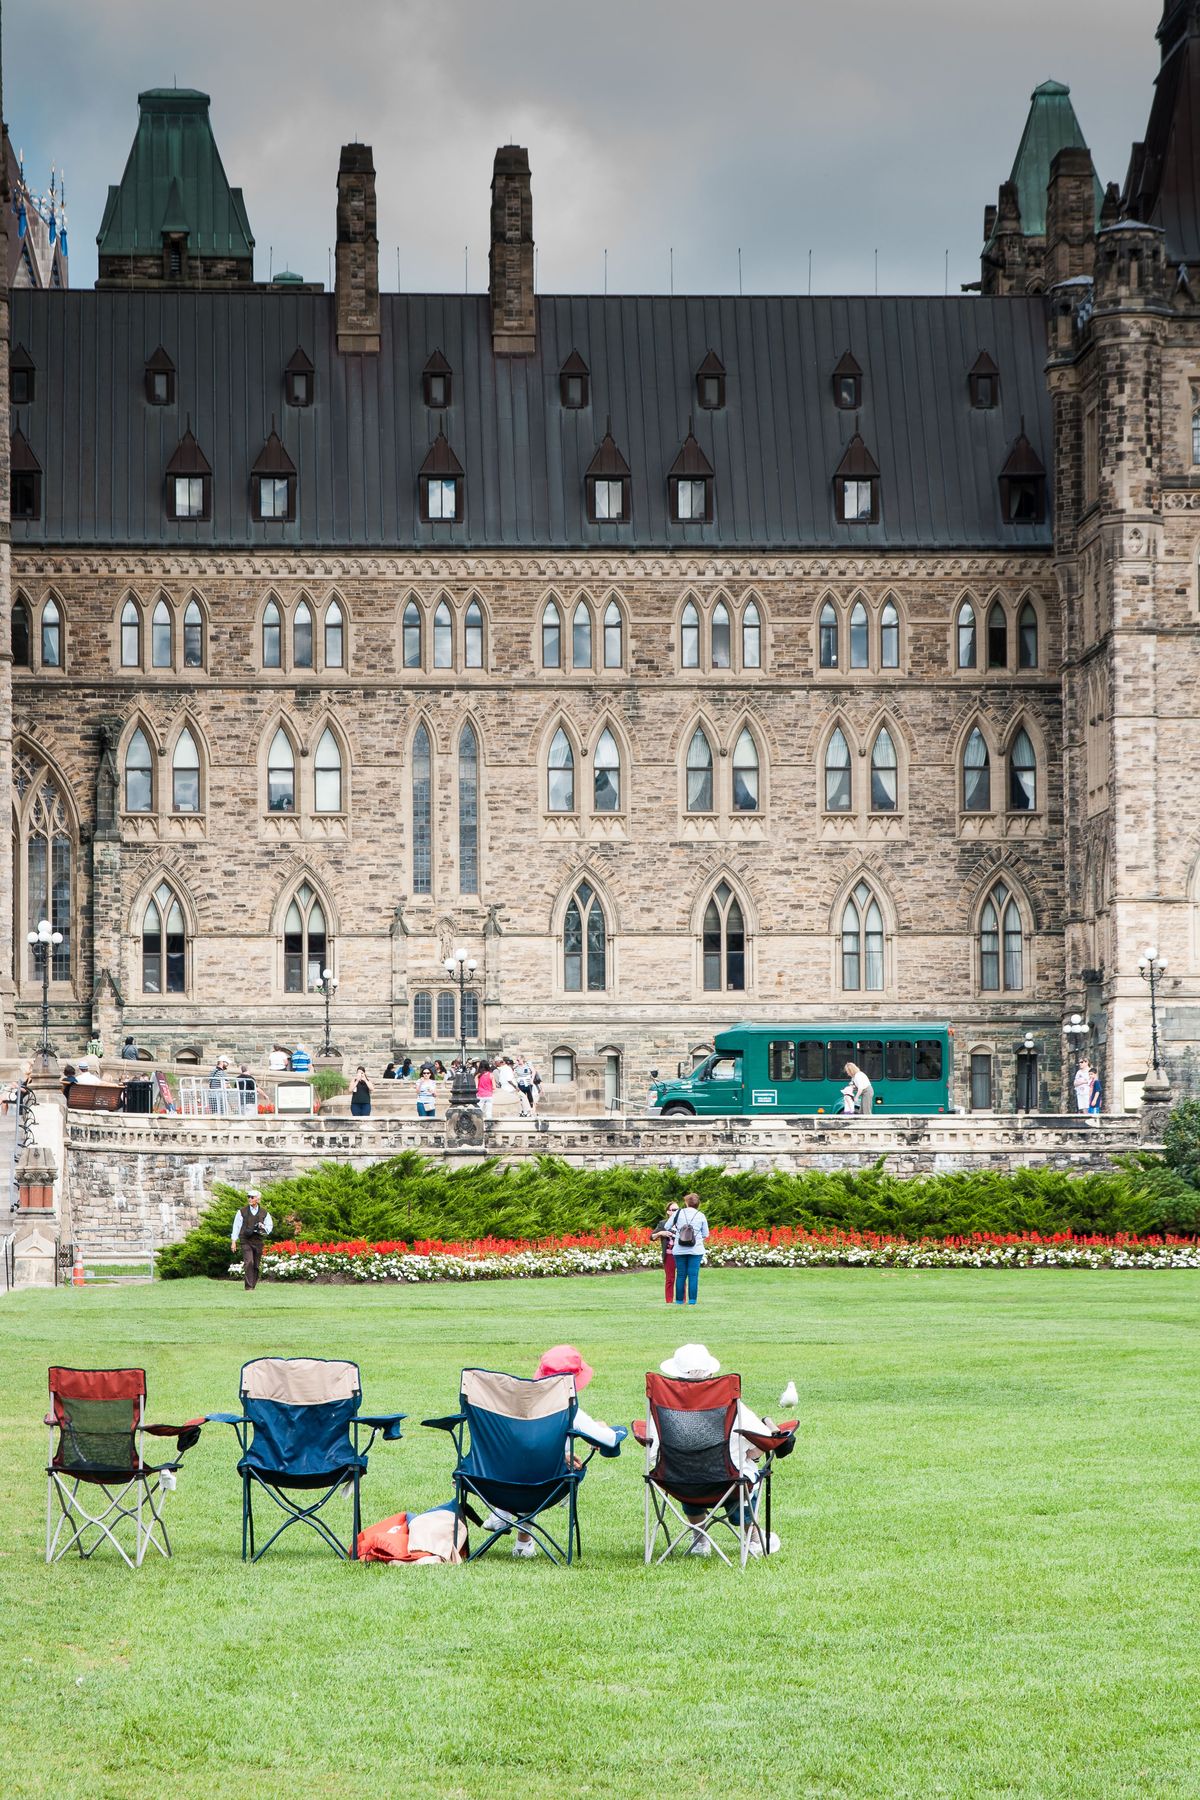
top-left (244, 1224), bottom-right (1200, 1282)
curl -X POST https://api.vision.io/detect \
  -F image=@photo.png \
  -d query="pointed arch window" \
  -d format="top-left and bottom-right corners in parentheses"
top-left (957, 602), bottom-right (977, 669)
top-left (11, 596), bottom-right (31, 667)
top-left (151, 598), bottom-right (172, 668)
top-left (284, 883), bottom-right (327, 994)
top-left (870, 727), bottom-right (897, 812)
top-left (681, 602), bottom-right (700, 669)
top-left (824, 727), bottom-right (851, 812)
top-left (267, 728), bottom-right (296, 812)
top-left (703, 881), bottom-right (746, 991)
top-left (593, 728), bottom-right (621, 812)
top-left (963, 728), bottom-right (991, 811)
top-left (732, 729), bottom-right (759, 812)
top-left (987, 601), bottom-right (1008, 669)
top-left (22, 773), bottom-right (72, 981)
top-left (880, 601), bottom-right (899, 669)
top-left (819, 602), bottom-right (838, 669)
top-left (742, 602), bottom-right (761, 669)
top-left (849, 601), bottom-right (869, 669)
top-left (143, 882), bottom-right (186, 994)
top-left (184, 598), bottom-right (204, 668)
top-left (572, 602), bottom-right (592, 670)
top-left (293, 599), bottom-right (314, 669)
top-left (121, 600), bottom-right (141, 668)
top-left (1009, 728), bottom-right (1037, 811)
top-left (125, 729), bottom-right (153, 813)
top-left (981, 880), bottom-right (1023, 990)
top-left (542, 600), bottom-right (562, 669)
top-left (41, 599), bottom-right (62, 668)
top-left (842, 880), bottom-right (884, 991)
top-left (263, 600), bottom-right (282, 669)
top-left (433, 601), bottom-right (453, 670)
top-left (403, 600), bottom-right (423, 670)
top-left (1018, 600), bottom-right (1038, 669)
top-left (412, 723), bottom-right (433, 893)
top-left (603, 601), bottom-right (622, 669)
top-left (548, 728), bottom-right (575, 813)
top-left (464, 600), bottom-right (484, 669)
top-left (324, 600), bottom-right (344, 669)
top-left (171, 728), bottom-right (200, 813)
top-left (564, 881), bottom-right (606, 991)
top-left (314, 729), bottom-right (342, 813)
top-left (459, 724), bottom-right (479, 894)
top-left (711, 601), bottom-right (731, 669)
top-left (686, 727), bottom-right (714, 813)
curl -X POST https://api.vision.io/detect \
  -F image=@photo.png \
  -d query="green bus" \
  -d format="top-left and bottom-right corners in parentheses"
top-left (648, 1023), bottom-right (955, 1117)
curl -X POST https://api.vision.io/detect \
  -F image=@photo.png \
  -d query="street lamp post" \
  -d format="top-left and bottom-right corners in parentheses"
top-left (25, 918), bottom-right (63, 1063)
top-left (1137, 945), bottom-right (1168, 1076)
top-left (1063, 1011), bottom-right (1090, 1108)
top-left (443, 946), bottom-right (479, 1105)
top-left (317, 965), bottom-right (340, 1057)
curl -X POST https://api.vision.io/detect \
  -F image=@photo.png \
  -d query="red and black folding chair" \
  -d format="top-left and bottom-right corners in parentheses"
top-left (46, 1367), bottom-right (203, 1569)
top-left (634, 1372), bottom-right (796, 1568)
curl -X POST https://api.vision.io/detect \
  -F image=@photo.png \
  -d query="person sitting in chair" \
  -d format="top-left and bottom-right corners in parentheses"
top-left (652, 1342), bottom-right (782, 1557)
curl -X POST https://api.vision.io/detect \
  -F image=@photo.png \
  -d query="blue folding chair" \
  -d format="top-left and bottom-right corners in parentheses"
top-left (207, 1357), bottom-right (404, 1561)
top-left (423, 1367), bottom-right (624, 1564)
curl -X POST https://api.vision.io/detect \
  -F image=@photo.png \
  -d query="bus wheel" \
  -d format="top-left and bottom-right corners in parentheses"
top-left (661, 1104), bottom-right (695, 1118)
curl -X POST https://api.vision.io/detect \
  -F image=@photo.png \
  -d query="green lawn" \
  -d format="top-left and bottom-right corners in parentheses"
top-left (3, 1269), bottom-right (1198, 1800)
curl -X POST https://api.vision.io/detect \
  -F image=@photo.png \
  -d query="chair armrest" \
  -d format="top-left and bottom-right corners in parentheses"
top-left (631, 1419), bottom-right (648, 1446)
top-left (591, 1424), bottom-right (627, 1460)
top-left (44, 1413), bottom-right (57, 1426)
top-left (359, 1413), bottom-right (406, 1441)
top-left (205, 1412), bottom-right (245, 1424)
top-left (146, 1417), bottom-right (207, 1436)
top-left (421, 1413), bottom-right (466, 1432)
top-left (741, 1426), bottom-right (796, 1457)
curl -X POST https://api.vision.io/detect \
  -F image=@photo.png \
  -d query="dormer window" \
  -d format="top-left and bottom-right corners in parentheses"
top-left (696, 350), bottom-right (726, 410)
top-left (419, 429), bottom-right (465, 523)
top-left (10, 428), bottom-right (42, 520)
top-left (833, 433), bottom-right (880, 524)
top-left (423, 350), bottom-right (452, 409)
top-left (832, 351), bottom-right (862, 409)
top-left (560, 350), bottom-right (589, 409)
top-left (285, 346), bottom-right (314, 408)
top-left (165, 421), bottom-right (212, 523)
top-left (1000, 429), bottom-right (1047, 525)
top-left (969, 351), bottom-right (999, 409)
top-left (145, 346), bottom-right (175, 406)
top-left (11, 344), bottom-right (35, 406)
top-left (586, 422), bottom-right (630, 523)
top-left (251, 424), bottom-right (297, 522)
top-left (668, 425), bottom-right (714, 523)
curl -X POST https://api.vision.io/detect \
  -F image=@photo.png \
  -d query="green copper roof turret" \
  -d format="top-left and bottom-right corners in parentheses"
top-left (96, 87), bottom-right (254, 260)
top-left (1005, 78), bottom-right (1102, 238)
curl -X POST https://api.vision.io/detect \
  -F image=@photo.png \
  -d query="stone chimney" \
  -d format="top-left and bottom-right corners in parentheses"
top-left (489, 146), bottom-right (535, 355)
top-left (1045, 147), bottom-right (1098, 286)
top-left (335, 144), bottom-right (380, 354)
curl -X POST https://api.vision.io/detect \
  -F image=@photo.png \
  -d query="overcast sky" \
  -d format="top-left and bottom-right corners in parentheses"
top-left (8, 0), bottom-right (1158, 296)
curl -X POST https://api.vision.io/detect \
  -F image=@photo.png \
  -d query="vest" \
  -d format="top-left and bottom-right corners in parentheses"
top-left (241, 1205), bottom-right (267, 1241)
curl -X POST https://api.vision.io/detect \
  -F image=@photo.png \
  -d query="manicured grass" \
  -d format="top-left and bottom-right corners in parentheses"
top-left (3, 1268), bottom-right (1198, 1799)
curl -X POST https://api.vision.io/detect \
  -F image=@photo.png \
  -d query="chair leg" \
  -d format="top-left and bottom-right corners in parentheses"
top-left (351, 1470), bottom-right (361, 1560)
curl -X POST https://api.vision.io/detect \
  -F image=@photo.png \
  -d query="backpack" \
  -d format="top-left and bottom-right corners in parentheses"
top-left (675, 1207), bottom-right (697, 1248)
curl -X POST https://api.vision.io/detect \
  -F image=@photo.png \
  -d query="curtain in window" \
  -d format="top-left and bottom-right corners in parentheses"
top-left (711, 602), bottom-right (731, 669)
top-left (267, 729), bottom-right (295, 811)
top-left (542, 601), bottom-right (562, 668)
top-left (403, 601), bottom-right (422, 669)
top-left (548, 728), bottom-right (575, 812)
top-left (593, 729), bottom-right (621, 812)
top-left (412, 724), bottom-right (432, 892)
top-left (184, 598), bottom-right (203, 667)
top-left (314, 728), bottom-right (342, 812)
top-left (824, 727), bottom-right (851, 811)
top-left (434, 602), bottom-right (453, 669)
top-left (263, 600), bottom-right (282, 668)
top-left (686, 727), bottom-right (713, 812)
top-left (41, 599), bottom-right (62, 666)
top-left (1009, 729), bottom-right (1037, 810)
top-left (1018, 601), bottom-right (1038, 669)
top-left (152, 599), bottom-right (172, 668)
top-left (458, 724), bottom-right (479, 893)
top-left (963, 728), bottom-right (990, 811)
top-left (121, 600), bottom-right (141, 667)
top-left (681, 602), bottom-right (700, 668)
top-left (870, 728), bottom-right (897, 811)
top-left (125, 729), bottom-right (153, 812)
top-left (819, 602), bottom-right (838, 668)
top-left (464, 600), bottom-right (483, 668)
top-left (849, 601), bottom-right (869, 668)
top-left (171, 728), bottom-right (200, 812)
top-left (603, 601), bottom-right (622, 668)
top-left (572, 602), bottom-right (592, 669)
top-left (880, 601), bottom-right (899, 669)
top-left (732, 729), bottom-right (759, 811)
top-left (293, 600), bottom-right (314, 669)
top-left (564, 881), bottom-right (606, 991)
top-left (324, 601), bottom-right (344, 668)
top-left (957, 602), bottom-right (976, 668)
top-left (742, 602), bottom-right (761, 669)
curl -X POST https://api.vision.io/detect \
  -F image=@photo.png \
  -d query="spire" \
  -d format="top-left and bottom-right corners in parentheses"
top-left (999, 80), bottom-right (1101, 242)
top-left (1123, 1), bottom-right (1200, 263)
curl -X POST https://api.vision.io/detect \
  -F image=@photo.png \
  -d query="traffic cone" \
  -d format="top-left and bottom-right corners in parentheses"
top-left (71, 1249), bottom-right (85, 1287)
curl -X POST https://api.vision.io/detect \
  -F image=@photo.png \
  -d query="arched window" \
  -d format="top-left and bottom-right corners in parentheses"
top-left (464, 600), bottom-right (484, 669)
top-left (283, 882), bottom-right (326, 993)
top-left (548, 728), bottom-right (575, 812)
top-left (184, 598), bottom-right (204, 668)
top-left (125, 729), bottom-right (153, 812)
top-left (711, 601), bottom-right (731, 669)
top-left (121, 600), bottom-right (141, 668)
top-left (143, 881), bottom-right (186, 994)
top-left (324, 600), bottom-right (344, 669)
top-left (171, 728), bottom-right (201, 813)
top-left (1009, 728), bottom-right (1037, 811)
top-left (742, 602), bottom-right (762, 670)
top-left (41, 598), bottom-right (62, 668)
top-left (603, 601), bottom-right (622, 669)
top-left (564, 881), bottom-right (606, 990)
top-left (403, 600), bottom-right (423, 669)
top-left (681, 601), bottom-right (700, 669)
top-left (458, 724), bottom-right (479, 893)
top-left (413, 992), bottom-right (433, 1037)
top-left (987, 601), bottom-right (1008, 669)
top-left (263, 599), bottom-right (282, 669)
top-left (957, 602), bottom-right (977, 669)
top-left (703, 881), bottom-right (746, 991)
top-left (870, 727), bottom-right (897, 811)
top-left (436, 992), bottom-right (456, 1039)
top-left (21, 768), bottom-right (72, 980)
top-left (542, 600), bottom-right (562, 668)
top-left (433, 601), bottom-right (453, 669)
top-left (11, 596), bottom-right (32, 667)
top-left (152, 598), bottom-right (172, 668)
top-left (732, 729), bottom-right (759, 811)
top-left (267, 728), bottom-right (295, 811)
top-left (293, 599), bottom-right (314, 669)
top-left (842, 880), bottom-right (884, 991)
top-left (980, 880), bottom-right (1023, 990)
top-left (824, 727), bottom-right (851, 811)
top-left (593, 728), bottom-right (621, 812)
top-left (686, 727), bottom-right (714, 812)
top-left (314, 728), bottom-right (342, 813)
top-left (963, 728), bottom-right (991, 811)
top-left (880, 601), bottom-right (899, 669)
top-left (849, 601), bottom-right (869, 669)
top-left (572, 601), bottom-right (592, 669)
top-left (412, 723), bottom-right (432, 892)
top-left (819, 601), bottom-right (838, 669)
top-left (1018, 600), bottom-right (1038, 669)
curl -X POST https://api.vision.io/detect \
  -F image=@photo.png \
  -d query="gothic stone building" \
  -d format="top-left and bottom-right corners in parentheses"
top-left (2, 7), bottom-right (1200, 1111)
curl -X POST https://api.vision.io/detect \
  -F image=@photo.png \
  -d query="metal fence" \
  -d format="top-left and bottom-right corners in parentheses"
top-left (177, 1076), bottom-right (263, 1118)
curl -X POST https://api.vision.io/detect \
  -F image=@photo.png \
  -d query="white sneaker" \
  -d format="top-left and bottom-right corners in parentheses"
top-left (688, 1531), bottom-right (712, 1556)
top-left (746, 1531), bottom-right (782, 1557)
top-left (512, 1537), bottom-right (538, 1559)
top-left (482, 1511), bottom-right (508, 1533)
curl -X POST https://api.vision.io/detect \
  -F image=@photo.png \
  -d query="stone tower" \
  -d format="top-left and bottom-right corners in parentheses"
top-left (978, 80), bottom-right (1102, 296)
top-left (335, 143), bottom-right (380, 354)
top-left (489, 146), bottom-right (535, 354)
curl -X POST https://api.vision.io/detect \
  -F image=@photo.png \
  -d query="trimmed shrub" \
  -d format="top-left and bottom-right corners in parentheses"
top-left (311, 1069), bottom-right (350, 1102)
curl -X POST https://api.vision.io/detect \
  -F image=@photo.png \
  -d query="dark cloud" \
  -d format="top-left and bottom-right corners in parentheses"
top-left (8, 0), bottom-right (1156, 293)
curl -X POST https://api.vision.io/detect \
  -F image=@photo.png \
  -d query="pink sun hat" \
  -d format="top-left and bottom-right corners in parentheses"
top-left (535, 1344), bottom-right (594, 1390)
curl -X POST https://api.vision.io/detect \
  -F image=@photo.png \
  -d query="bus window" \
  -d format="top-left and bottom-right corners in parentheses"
top-left (915, 1039), bottom-right (943, 1080)
top-left (796, 1042), bottom-right (825, 1081)
top-left (858, 1040), bottom-right (884, 1082)
top-left (769, 1042), bottom-right (796, 1082)
top-left (828, 1040), bottom-right (855, 1075)
top-left (885, 1041), bottom-right (913, 1081)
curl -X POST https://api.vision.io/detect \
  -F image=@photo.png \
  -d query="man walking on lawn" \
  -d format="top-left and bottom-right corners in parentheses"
top-left (231, 1188), bottom-right (273, 1290)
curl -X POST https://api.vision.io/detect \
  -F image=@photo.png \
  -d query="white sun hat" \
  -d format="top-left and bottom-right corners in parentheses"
top-left (660, 1343), bottom-right (721, 1380)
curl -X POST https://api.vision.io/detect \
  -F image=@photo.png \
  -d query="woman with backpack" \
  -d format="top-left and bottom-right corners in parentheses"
top-left (670, 1192), bottom-right (710, 1306)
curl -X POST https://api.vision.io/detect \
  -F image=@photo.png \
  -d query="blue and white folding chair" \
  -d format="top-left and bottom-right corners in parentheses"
top-left (208, 1357), bottom-right (404, 1561)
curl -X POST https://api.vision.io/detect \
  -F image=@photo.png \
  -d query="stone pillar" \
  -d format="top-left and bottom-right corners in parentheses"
top-left (389, 904), bottom-right (409, 1052)
top-left (1045, 147), bottom-right (1098, 287)
top-left (489, 146), bottom-right (535, 355)
top-left (91, 716), bottom-right (126, 1053)
top-left (574, 1056), bottom-right (606, 1115)
top-left (335, 144), bottom-right (380, 355)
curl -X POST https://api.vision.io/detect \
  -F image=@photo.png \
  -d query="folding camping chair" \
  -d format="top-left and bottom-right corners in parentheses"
top-left (45, 1366), bottom-right (204, 1569)
top-left (207, 1358), bottom-right (404, 1562)
top-left (634, 1372), bottom-right (796, 1568)
top-left (423, 1369), bottom-right (623, 1565)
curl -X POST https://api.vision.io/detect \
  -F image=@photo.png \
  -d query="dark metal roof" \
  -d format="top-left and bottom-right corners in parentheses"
top-left (1125, 3), bottom-right (1200, 263)
top-left (8, 289), bottom-right (1055, 550)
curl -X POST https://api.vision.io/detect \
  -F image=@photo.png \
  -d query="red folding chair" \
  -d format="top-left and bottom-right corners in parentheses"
top-left (46, 1367), bottom-right (204, 1569)
top-left (634, 1372), bottom-right (796, 1568)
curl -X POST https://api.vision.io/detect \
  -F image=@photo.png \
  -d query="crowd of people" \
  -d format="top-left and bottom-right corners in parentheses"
top-left (373, 1054), bottom-right (545, 1121)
